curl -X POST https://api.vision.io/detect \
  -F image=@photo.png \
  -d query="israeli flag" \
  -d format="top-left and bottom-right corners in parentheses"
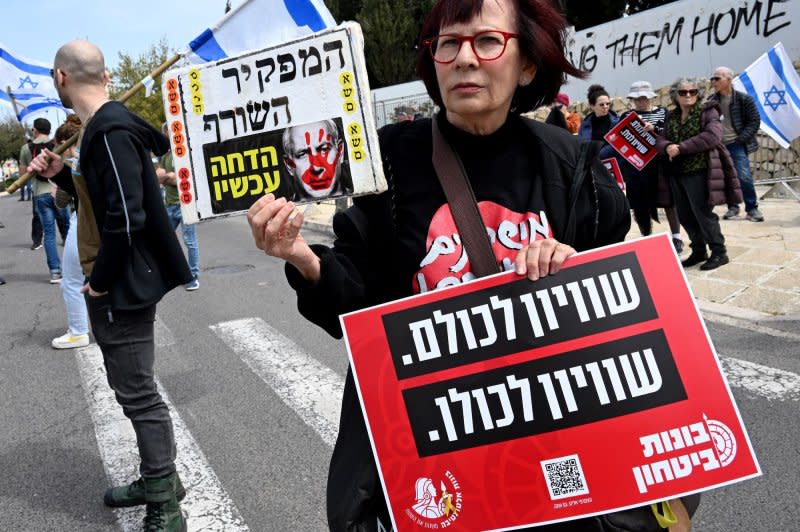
top-left (733, 42), bottom-right (800, 150)
top-left (187, 0), bottom-right (336, 64)
top-left (0, 43), bottom-right (67, 122)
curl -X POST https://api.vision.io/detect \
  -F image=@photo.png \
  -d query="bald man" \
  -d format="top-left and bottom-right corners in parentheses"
top-left (30, 40), bottom-right (190, 531)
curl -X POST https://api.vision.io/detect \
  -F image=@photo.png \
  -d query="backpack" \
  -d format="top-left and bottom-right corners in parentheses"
top-left (28, 140), bottom-right (55, 182)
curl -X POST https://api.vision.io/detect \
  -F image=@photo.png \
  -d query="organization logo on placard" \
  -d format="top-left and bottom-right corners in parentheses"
top-left (632, 414), bottom-right (737, 493)
top-left (404, 470), bottom-right (462, 528)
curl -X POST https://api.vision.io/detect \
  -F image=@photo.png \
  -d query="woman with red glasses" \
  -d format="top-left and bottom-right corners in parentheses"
top-left (656, 77), bottom-right (741, 271)
top-left (248, 1), bottom-right (638, 529)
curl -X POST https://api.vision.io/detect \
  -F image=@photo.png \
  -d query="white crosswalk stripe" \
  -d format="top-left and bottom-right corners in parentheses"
top-left (720, 356), bottom-right (800, 402)
top-left (210, 317), bottom-right (344, 447)
top-left (74, 314), bottom-right (799, 531)
top-left (75, 344), bottom-right (248, 531)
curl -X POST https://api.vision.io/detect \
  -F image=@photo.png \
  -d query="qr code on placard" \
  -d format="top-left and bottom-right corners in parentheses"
top-left (540, 454), bottom-right (590, 500)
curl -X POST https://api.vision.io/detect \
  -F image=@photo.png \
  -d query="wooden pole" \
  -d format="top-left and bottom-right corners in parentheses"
top-left (6, 86), bottom-right (23, 119)
top-left (3, 52), bottom-right (183, 195)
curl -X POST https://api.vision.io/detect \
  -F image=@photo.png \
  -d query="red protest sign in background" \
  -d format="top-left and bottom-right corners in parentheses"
top-left (602, 157), bottom-right (625, 191)
top-left (605, 112), bottom-right (658, 170)
top-left (341, 235), bottom-right (760, 531)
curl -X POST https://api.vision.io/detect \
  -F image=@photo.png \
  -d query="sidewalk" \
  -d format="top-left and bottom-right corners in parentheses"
top-left (301, 192), bottom-right (800, 318)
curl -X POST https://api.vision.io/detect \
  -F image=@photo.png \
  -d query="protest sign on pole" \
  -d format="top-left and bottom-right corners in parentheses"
top-left (604, 112), bottom-right (658, 170)
top-left (340, 235), bottom-right (760, 531)
top-left (162, 23), bottom-right (385, 224)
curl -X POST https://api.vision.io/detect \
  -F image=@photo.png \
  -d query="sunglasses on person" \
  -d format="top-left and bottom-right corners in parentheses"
top-left (677, 89), bottom-right (698, 97)
top-left (710, 76), bottom-right (722, 82)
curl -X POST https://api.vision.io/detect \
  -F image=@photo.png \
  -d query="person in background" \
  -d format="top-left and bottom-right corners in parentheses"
top-left (621, 80), bottom-right (684, 253)
top-left (19, 175), bottom-right (33, 201)
top-left (657, 77), bottom-right (741, 271)
top-left (544, 92), bottom-right (580, 134)
top-left (30, 39), bottom-right (192, 531)
top-left (578, 84), bottom-right (619, 160)
top-left (20, 118), bottom-right (70, 282)
top-left (708, 66), bottom-right (763, 222)
top-left (156, 122), bottom-right (201, 291)
top-left (51, 115), bottom-right (90, 349)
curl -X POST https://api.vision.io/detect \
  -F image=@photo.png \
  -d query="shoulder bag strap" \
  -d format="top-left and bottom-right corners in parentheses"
top-left (561, 139), bottom-right (592, 246)
top-left (431, 118), bottom-right (500, 278)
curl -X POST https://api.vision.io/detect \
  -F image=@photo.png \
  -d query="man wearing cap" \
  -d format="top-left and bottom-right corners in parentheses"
top-left (709, 66), bottom-right (763, 222)
top-left (20, 117), bottom-right (70, 283)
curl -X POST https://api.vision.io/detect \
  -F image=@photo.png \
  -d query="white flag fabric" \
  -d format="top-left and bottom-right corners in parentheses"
top-left (187, 0), bottom-right (336, 63)
top-left (0, 43), bottom-right (66, 121)
top-left (733, 42), bottom-right (800, 149)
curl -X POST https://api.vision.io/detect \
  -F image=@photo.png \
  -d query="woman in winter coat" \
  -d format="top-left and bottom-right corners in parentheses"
top-left (578, 84), bottom-right (619, 160)
top-left (656, 77), bottom-right (741, 271)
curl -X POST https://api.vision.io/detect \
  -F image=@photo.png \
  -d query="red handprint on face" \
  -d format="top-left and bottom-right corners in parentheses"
top-left (298, 127), bottom-right (342, 191)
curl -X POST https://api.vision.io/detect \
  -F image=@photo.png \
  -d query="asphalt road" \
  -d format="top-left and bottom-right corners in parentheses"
top-left (0, 196), bottom-right (798, 531)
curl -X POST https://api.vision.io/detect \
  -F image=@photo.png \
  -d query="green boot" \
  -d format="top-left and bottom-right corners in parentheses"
top-left (104, 473), bottom-right (186, 507)
top-left (143, 473), bottom-right (187, 532)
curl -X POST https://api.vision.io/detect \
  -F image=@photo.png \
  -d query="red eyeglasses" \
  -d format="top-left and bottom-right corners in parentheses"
top-left (423, 30), bottom-right (519, 64)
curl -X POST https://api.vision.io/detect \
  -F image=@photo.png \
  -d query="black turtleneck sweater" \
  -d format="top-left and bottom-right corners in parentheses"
top-left (382, 112), bottom-right (551, 294)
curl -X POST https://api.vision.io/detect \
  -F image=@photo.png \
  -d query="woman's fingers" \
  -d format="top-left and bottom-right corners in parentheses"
top-left (246, 194), bottom-right (275, 250)
top-left (549, 242), bottom-right (576, 275)
top-left (515, 239), bottom-right (577, 281)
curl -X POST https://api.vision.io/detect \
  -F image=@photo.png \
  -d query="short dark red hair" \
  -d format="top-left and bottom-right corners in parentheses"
top-left (416, 0), bottom-right (585, 114)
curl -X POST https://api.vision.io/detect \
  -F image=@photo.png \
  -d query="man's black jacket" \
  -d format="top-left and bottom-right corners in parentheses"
top-left (54, 102), bottom-right (191, 309)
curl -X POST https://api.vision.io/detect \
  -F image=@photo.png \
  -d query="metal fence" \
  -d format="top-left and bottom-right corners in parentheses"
top-left (372, 94), bottom-right (437, 129)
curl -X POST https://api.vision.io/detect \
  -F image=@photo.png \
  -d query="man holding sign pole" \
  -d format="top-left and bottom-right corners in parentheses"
top-left (30, 40), bottom-right (192, 532)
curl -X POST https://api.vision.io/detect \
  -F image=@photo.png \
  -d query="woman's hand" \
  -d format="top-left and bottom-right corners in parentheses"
top-left (514, 239), bottom-right (576, 281)
top-left (247, 194), bottom-right (321, 282)
top-left (666, 143), bottom-right (680, 160)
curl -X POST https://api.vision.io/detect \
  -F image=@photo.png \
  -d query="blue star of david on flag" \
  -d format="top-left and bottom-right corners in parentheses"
top-left (762, 85), bottom-right (787, 112)
top-left (18, 75), bottom-right (38, 89)
top-left (1, 44), bottom-right (65, 121)
top-left (734, 42), bottom-right (800, 149)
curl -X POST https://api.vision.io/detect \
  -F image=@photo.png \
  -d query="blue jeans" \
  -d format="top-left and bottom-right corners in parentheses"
top-left (62, 212), bottom-right (89, 336)
top-left (20, 180), bottom-right (33, 200)
top-left (725, 142), bottom-right (758, 212)
top-left (34, 193), bottom-right (70, 274)
top-left (165, 204), bottom-right (200, 279)
top-left (85, 296), bottom-right (176, 478)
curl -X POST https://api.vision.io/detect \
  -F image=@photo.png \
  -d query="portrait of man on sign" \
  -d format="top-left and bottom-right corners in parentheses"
top-left (282, 118), bottom-right (353, 200)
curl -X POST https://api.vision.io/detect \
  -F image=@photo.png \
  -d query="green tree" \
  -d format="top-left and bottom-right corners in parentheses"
top-left (327, 0), bottom-right (363, 21)
top-left (355, 0), bottom-right (435, 88)
top-left (108, 38), bottom-right (173, 129)
top-left (0, 116), bottom-right (26, 162)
